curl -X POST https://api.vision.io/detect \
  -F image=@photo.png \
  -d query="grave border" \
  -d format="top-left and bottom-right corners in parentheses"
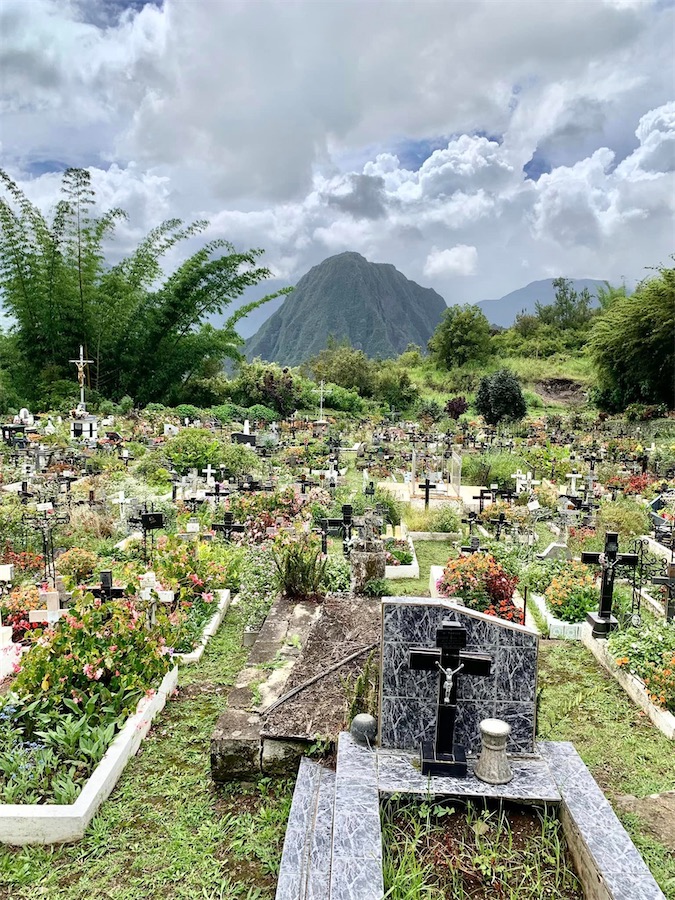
top-left (0, 665), bottom-right (178, 845)
top-left (174, 588), bottom-right (231, 664)
top-left (581, 624), bottom-right (675, 740)
top-left (530, 592), bottom-right (585, 640)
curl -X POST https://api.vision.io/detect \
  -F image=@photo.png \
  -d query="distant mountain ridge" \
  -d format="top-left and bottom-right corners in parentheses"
top-left (245, 251), bottom-right (447, 365)
top-left (474, 278), bottom-right (608, 327)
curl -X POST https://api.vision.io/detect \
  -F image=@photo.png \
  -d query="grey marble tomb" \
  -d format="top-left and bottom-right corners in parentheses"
top-left (380, 597), bottom-right (538, 755)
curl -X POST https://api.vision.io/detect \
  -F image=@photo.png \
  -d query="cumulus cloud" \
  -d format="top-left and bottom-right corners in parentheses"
top-left (1, 0), bottom-right (674, 330)
top-left (424, 246), bottom-right (479, 278)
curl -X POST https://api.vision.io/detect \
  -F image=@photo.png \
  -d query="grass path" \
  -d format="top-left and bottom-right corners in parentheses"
top-left (0, 607), bottom-right (293, 900)
top-left (538, 641), bottom-right (675, 898)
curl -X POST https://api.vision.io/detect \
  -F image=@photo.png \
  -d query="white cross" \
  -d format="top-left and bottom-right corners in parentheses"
top-left (511, 469), bottom-right (527, 494)
top-left (202, 464), bottom-right (215, 485)
top-left (69, 345), bottom-right (94, 407)
top-left (524, 471), bottom-right (541, 492)
top-left (313, 380), bottom-right (331, 421)
top-left (28, 591), bottom-right (67, 626)
top-left (566, 472), bottom-right (583, 497)
top-left (114, 490), bottom-right (133, 520)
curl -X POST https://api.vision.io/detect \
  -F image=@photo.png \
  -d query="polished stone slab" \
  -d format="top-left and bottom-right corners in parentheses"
top-left (376, 746), bottom-right (561, 802)
top-left (539, 742), bottom-right (665, 900)
top-left (380, 598), bottom-right (539, 755)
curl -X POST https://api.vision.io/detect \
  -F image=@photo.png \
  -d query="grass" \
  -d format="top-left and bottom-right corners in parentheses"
top-left (0, 607), bottom-right (293, 900)
top-left (537, 641), bottom-right (675, 898)
top-left (382, 798), bottom-right (581, 899)
top-left (387, 539), bottom-right (456, 596)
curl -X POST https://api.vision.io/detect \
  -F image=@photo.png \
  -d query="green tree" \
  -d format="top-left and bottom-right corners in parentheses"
top-left (475, 370), bottom-right (527, 425)
top-left (230, 360), bottom-right (302, 416)
top-left (0, 168), bottom-right (289, 406)
top-left (588, 264), bottom-right (674, 410)
top-left (305, 338), bottom-right (374, 396)
top-left (535, 278), bottom-right (593, 331)
top-left (428, 304), bottom-right (492, 369)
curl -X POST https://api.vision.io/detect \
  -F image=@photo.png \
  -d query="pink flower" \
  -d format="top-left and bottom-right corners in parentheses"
top-left (201, 592), bottom-right (214, 603)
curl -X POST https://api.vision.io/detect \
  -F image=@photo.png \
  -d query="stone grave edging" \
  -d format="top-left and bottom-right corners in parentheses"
top-left (530, 592), bottom-right (585, 640)
top-left (174, 589), bottom-right (231, 664)
top-left (0, 665), bottom-right (179, 845)
top-left (581, 624), bottom-right (675, 740)
top-left (385, 536), bottom-right (420, 580)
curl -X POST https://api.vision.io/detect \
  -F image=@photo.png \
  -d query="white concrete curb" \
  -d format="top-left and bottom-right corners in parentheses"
top-left (385, 537), bottom-right (420, 580)
top-left (581, 625), bottom-right (675, 740)
top-left (531, 593), bottom-right (585, 640)
top-left (174, 589), bottom-right (231, 664)
top-left (0, 666), bottom-right (179, 845)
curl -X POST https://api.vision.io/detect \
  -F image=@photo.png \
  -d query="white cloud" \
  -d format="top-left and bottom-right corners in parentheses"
top-left (424, 246), bottom-right (478, 278)
top-left (1, 0), bottom-right (674, 326)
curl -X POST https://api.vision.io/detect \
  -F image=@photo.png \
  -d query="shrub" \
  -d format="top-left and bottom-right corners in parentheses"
top-left (436, 554), bottom-right (522, 623)
top-left (445, 396), bottom-right (468, 420)
top-left (384, 538), bottom-right (413, 566)
top-left (363, 578), bottom-right (388, 598)
top-left (475, 370), bottom-right (526, 425)
top-left (322, 554), bottom-right (352, 592)
top-left (56, 547), bottom-right (99, 584)
top-left (164, 428), bottom-right (222, 475)
top-left (427, 505), bottom-right (461, 533)
top-left (609, 622), bottom-right (675, 712)
top-left (543, 562), bottom-right (597, 623)
top-left (273, 532), bottom-right (326, 601)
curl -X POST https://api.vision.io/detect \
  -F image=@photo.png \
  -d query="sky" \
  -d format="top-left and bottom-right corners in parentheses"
top-left (1, 0), bottom-right (674, 335)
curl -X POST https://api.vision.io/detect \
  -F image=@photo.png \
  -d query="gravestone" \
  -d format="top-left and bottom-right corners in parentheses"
top-left (581, 531), bottom-right (638, 638)
top-left (350, 508), bottom-right (385, 593)
top-left (380, 597), bottom-right (539, 755)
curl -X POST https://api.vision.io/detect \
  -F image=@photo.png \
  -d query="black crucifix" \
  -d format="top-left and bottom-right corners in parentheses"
top-left (581, 531), bottom-right (639, 638)
top-left (489, 511), bottom-right (509, 541)
top-left (409, 619), bottom-right (491, 777)
top-left (211, 511), bottom-right (245, 542)
top-left (418, 477), bottom-right (437, 509)
top-left (462, 510), bottom-right (478, 535)
top-left (652, 563), bottom-right (675, 622)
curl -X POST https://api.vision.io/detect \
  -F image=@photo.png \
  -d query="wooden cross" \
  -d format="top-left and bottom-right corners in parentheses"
top-left (489, 511), bottom-right (510, 541)
top-left (462, 510), bottom-right (478, 535)
top-left (566, 472), bottom-right (583, 497)
top-left (28, 590), bottom-right (68, 627)
top-left (90, 570), bottom-right (126, 602)
top-left (581, 532), bottom-right (639, 637)
top-left (409, 619), bottom-right (492, 776)
top-left (418, 477), bottom-right (437, 509)
top-left (652, 563), bottom-right (675, 621)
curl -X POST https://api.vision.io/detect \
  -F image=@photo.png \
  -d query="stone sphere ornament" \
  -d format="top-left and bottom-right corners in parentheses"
top-left (350, 713), bottom-right (377, 746)
top-left (474, 718), bottom-right (514, 785)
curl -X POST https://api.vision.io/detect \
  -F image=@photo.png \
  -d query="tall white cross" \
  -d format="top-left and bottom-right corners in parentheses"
top-left (69, 345), bottom-right (94, 407)
top-left (566, 472), bottom-right (583, 497)
top-left (313, 380), bottom-right (331, 421)
top-left (114, 490), bottom-right (133, 520)
top-left (524, 471), bottom-right (541, 492)
top-left (202, 464), bottom-right (215, 486)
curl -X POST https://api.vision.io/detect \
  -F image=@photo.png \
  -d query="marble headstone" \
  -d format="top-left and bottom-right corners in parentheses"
top-left (380, 597), bottom-right (539, 756)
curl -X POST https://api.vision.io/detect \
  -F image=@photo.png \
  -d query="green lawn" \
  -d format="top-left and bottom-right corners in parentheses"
top-left (387, 539), bottom-right (455, 596)
top-left (0, 608), bottom-right (293, 900)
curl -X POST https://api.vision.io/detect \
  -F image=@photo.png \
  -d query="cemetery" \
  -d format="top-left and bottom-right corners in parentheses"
top-left (0, 348), bottom-right (673, 899)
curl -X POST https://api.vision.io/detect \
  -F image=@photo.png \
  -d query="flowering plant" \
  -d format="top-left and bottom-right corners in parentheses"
top-left (0, 584), bottom-right (42, 641)
top-left (609, 623), bottom-right (675, 712)
top-left (384, 538), bottom-right (413, 566)
top-left (436, 553), bottom-right (522, 623)
top-left (544, 562), bottom-right (598, 623)
top-left (55, 547), bottom-right (99, 585)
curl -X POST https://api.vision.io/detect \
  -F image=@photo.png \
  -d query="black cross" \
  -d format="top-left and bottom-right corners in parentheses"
top-left (17, 481), bottom-right (34, 505)
top-left (90, 570), bottom-right (126, 602)
top-left (298, 474), bottom-right (319, 495)
top-left (418, 477), bottom-right (437, 509)
top-left (460, 535), bottom-right (486, 555)
top-left (581, 532), bottom-right (639, 637)
top-left (652, 563), bottom-right (675, 621)
top-left (409, 619), bottom-right (492, 777)
top-left (489, 511), bottom-right (510, 541)
top-left (211, 511), bottom-right (245, 541)
top-left (472, 487), bottom-right (496, 515)
top-left (462, 510), bottom-right (478, 535)
top-left (365, 480), bottom-right (375, 498)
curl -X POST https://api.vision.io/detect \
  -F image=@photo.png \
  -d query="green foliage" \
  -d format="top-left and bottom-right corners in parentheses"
top-left (417, 398), bottom-right (443, 423)
top-left (475, 369), bottom-right (527, 424)
top-left (230, 361), bottom-right (302, 416)
top-left (608, 622), bottom-right (675, 712)
top-left (272, 533), bottom-right (326, 600)
top-left (371, 361), bottom-right (418, 409)
top-left (238, 545), bottom-right (278, 629)
top-left (0, 168), bottom-right (286, 407)
top-left (589, 264), bottom-right (674, 410)
top-left (428, 304), bottom-right (492, 369)
top-left (321, 554), bottom-right (352, 592)
top-left (426, 504), bottom-right (461, 533)
top-left (163, 428), bottom-right (223, 475)
top-left (305, 339), bottom-right (374, 395)
top-left (596, 497), bottom-right (650, 540)
top-left (535, 277), bottom-right (594, 331)
top-left (343, 650), bottom-right (378, 723)
top-left (362, 577), bottom-right (388, 598)
top-left (460, 452), bottom-right (528, 489)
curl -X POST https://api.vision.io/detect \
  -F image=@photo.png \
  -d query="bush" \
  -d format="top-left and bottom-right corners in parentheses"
top-left (543, 562), bottom-right (598, 623)
top-left (426, 505), bottom-right (461, 533)
top-left (609, 622), bottom-right (675, 712)
top-left (164, 428), bottom-right (222, 475)
top-left (475, 370), bottom-right (526, 425)
top-left (436, 554), bottom-right (522, 623)
top-left (321, 554), bottom-right (352, 592)
top-left (445, 396), bottom-right (468, 420)
top-left (273, 533), bottom-right (326, 600)
top-left (55, 547), bottom-right (99, 585)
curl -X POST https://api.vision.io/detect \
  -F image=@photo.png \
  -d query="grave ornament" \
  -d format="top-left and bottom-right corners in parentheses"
top-left (581, 532), bottom-right (638, 638)
top-left (409, 619), bottom-right (491, 776)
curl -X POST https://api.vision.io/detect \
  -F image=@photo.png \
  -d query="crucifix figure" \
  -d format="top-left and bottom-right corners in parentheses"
top-left (462, 510), bottom-right (478, 535)
top-left (489, 511), bottom-right (509, 541)
top-left (582, 531), bottom-right (639, 637)
top-left (409, 619), bottom-right (492, 777)
top-left (652, 563), bottom-right (675, 622)
top-left (69, 345), bottom-right (94, 407)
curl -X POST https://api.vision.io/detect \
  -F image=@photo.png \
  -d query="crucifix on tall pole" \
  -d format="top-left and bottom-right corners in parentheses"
top-left (313, 380), bottom-right (331, 422)
top-left (70, 345), bottom-right (94, 407)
